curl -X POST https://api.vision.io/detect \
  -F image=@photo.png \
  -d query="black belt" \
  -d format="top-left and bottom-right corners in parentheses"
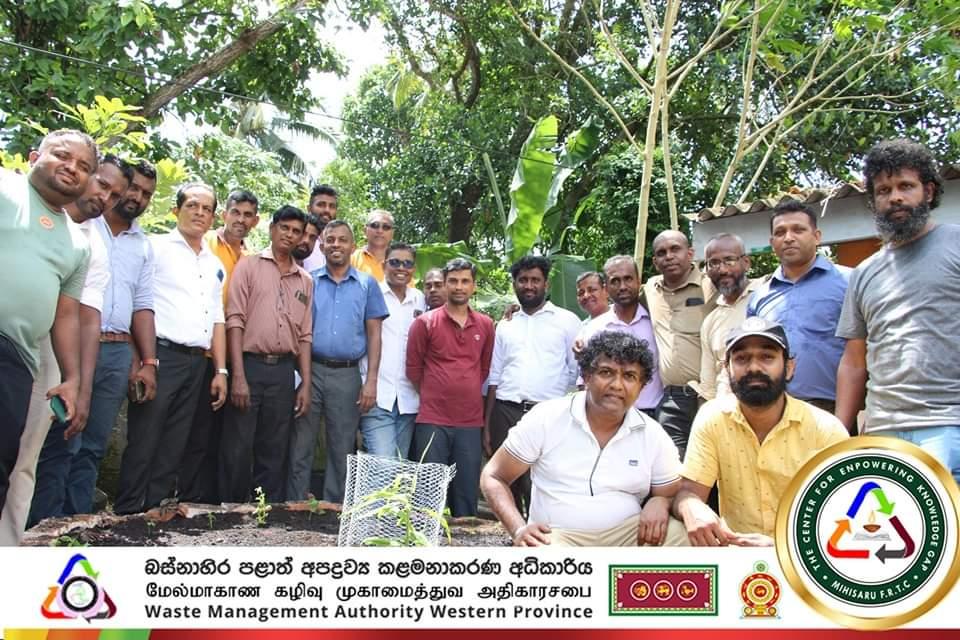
top-left (157, 338), bottom-right (206, 356)
top-left (501, 399), bottom-right (538, 413)
top-left (245, 352), bottom-right (295, 365)
top-left (312, 355), bottom-right (360, 368)
top-left (664, 384), bottom-right (697, 396)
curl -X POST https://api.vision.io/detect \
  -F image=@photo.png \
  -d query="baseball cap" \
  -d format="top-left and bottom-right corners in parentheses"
top-left (724, 316), bottom-right (790, 359)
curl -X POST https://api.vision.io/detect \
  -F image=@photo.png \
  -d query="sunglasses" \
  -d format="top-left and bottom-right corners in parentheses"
top-left (368, 221), bottom-right (393, 231)
top-left (387, 258), bottom-right (415, 269)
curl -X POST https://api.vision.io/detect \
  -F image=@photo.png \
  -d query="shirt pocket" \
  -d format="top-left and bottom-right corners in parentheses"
top-left (670, 304), bottom-right (705, 335)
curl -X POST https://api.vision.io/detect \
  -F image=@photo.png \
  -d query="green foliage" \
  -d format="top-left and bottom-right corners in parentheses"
top-left (316, 158), bottom-right (373, 230)
top-left (138, 157), bottom-right (191, 234)
top-left (45, 95), bottom-right (148, 153)
top-left (548, 255), bottom-right (596, 320)
top-left (0, 0), bottom-right (344, 153)
top-left (51, 535), bottom-right (86, 547)
top-left (0, 150), bottom-right (29, 172)
top-left (505, 115), bottom-right (558, 262)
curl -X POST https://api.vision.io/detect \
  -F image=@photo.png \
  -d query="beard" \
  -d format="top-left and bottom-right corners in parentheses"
top-left (732, 369), bottom-right (788, 408)
top-left (291, 244), bottom-right (312, 261)
top-left (875, 201), bottom-right (930, 244)
top-left (115, 198), bottom-right (146, 221)
top-left (715, 273), bottom-right (748, 300)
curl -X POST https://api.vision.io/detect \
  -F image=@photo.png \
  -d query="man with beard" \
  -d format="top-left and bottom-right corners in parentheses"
top-left (220, 206), bottom-right (312, 501)
top-left (359, 243), bottom-right (425, 458)
top-left (644, 231), bottom-right (717, 458)
top-left (303, 185), bottom-right (337, 272)
top-left (580, 256), bottom-right (663, 417)
top-left (0, 129), bottom-right (95, 514)
top-left (114, 183), bottom-right (228, 514)
top-left (747, 201), bottom-right (850, 413)
top-left (696, 234), bottom-right (762, 400)
top-left (422, 268), bottom-right (447, 310)
top-left (286, 220), bottom-right (387, 503)
top-left (481, 332), bottom-right (686, 546)
top-left (575, 272), bottom-right (609, 323)
top-left (407, 258), bottom-right (494, 517)
top-left (292, 213), bottom-right (323, 267)
top-left (483, 256), bottom-right (581, 517)
top-left (27, 154), bottom-right (131, 523)
top-left (836, 139), bottom-right (960, 482)
top-left (672, 317), bottom-right (847, 545)
top-left (178, 190), bottom-right (259, 503)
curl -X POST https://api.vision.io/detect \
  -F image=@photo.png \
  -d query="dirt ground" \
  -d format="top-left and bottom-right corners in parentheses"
top-left (22, 502), bottom-right (512, 547)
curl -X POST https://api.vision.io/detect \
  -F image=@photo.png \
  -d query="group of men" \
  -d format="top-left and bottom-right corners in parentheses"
top-left (481, 137), bottom-right (960, 547)
top-left (0, 132), bottom-right (956, 549)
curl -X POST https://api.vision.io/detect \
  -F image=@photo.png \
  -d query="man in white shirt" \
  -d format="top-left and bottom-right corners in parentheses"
top-left (360, 243), bottom-right (424, 458)
top-left (481, 331), bottom-right (686, 546)
top-left (114, 183), bottom-right (228, 514)
top-left (483, 255), bottom-right (580, 517)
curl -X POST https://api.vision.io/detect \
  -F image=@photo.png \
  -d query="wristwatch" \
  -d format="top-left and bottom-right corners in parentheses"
top-left (142, 358), bottom-right (160, 370)
top-left (216, 368), bottom-right (229, 377)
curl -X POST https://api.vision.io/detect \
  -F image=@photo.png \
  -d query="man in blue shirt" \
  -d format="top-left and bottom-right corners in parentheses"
top-left (286, 219), bottom-right (388, 504)
top-left (746, 200), bottom-right (850, 413)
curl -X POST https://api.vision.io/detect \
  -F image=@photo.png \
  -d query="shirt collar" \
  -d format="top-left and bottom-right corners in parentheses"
top-left (772, 254), bottom-right (832, 284)
top-left (380, 280), bottom-right (418, 304)
top-left (97, 215), bottom-right (144, 237)
top-left (216, 227), bottom-right (247, 252)
top-left (726, 393), bottom-right (805, 436)
top-left (717, 277), bottom-right (762, 307)
top-left (654, 264), bottom-right (702, 292)
top-left (172, 227), bottom-right (214, 257)
top-left (519, 301), bottom-right (557, 317)
top-left (316, 264), bottom-right (360, 282)
top-left (258, 248), bottom-right (303, 276)
top-left (600, 303), bottom-right (649, 325)
top-left (441, 304), bottom-right (477, 327)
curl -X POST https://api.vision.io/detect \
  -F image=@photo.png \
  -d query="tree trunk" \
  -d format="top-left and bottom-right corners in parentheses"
top-left (139, 0), bottom-right (314, 119)
top-left (448, 180), bottom-right (484, 243)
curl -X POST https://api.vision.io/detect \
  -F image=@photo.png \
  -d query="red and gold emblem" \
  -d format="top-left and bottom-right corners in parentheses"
top-left (740, 561), bottom-right (780, 618)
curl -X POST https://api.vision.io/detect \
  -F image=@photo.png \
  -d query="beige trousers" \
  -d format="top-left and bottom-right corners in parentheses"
top-left (548, 514), bottom-right (690, 547)
top-left (0, 336), bottom-right (58, 545)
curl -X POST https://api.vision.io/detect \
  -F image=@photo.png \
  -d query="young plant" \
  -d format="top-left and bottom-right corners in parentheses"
top-left (207, 512), bottom-right (217, 530)
top-left (306, 494), bottom-right (325, 521)
top-left (145, 520), bottom-right (157, 537)
top-left (340, 434), bottom-right (451, 546)
top-left (253, 487), bottom-right (271, 527)
top-left (51, 535), bottom-right (86, 547)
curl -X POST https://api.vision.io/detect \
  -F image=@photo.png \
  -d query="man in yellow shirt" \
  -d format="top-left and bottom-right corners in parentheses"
top-left (672, 317), bottom-right (848, 546)
top-left (350, 209), bottom-right (394, 282)
top-left (204, 190), bottom-right (260, 304)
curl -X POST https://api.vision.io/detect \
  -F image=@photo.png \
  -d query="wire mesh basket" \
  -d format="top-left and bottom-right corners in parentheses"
top-left (337, 452), bottom-right (456, 547)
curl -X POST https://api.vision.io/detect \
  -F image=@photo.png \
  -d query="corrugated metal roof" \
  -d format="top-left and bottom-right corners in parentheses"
top-left (689, 164), bottom-right (960, 223)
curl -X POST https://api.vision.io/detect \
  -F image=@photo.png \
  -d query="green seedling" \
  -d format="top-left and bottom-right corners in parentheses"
top-left (207, 512), bottom-right (216, 529)
top-left (253, 486), bottom-right (271, 527)
top-left (51, 535), bottom-right (86, 547)
top-left (306, 494), bottom-right (325, 520)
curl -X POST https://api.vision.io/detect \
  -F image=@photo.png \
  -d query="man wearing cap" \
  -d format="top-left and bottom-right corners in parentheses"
top-left (672, 317), bottom-right (848, 545)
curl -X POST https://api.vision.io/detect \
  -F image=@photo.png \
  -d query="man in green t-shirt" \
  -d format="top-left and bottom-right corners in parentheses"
top-left (0, 129), bottom-right (97, 511)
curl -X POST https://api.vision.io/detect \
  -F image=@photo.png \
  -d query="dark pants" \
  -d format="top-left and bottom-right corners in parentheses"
top-left (412, 424), bottom-right (482, 518)
top-left (178, 360), bottom-right (225, 504)
top-left (28, 419), bottom-right (78, 525)
top-left (114, 342), bottom-right (207, 514)
top-left (656, 385), bottom-right (699, 460)
top-left (0, 335), bottom-right (33, 513)
top-left (219, 355), bottom-right (295, 503)
top-left (489, 399), bottom-right (532, 518)
top-left (31, 342), bottom-right (133, 522)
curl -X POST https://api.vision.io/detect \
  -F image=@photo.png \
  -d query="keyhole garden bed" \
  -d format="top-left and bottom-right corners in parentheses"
top-left (22, 501), bottom-right (511, 547)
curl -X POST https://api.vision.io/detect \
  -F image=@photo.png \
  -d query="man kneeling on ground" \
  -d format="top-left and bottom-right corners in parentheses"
top-left (480, 331), bottom-right (687, 546)
top-left (672, 317), bottom-right (848, 546)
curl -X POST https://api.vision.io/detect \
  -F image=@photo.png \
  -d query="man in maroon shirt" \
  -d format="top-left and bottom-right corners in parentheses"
top-left (406, 258), bottom-right (494, 517)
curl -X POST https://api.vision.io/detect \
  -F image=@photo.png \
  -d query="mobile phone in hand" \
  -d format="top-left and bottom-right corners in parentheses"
top-left (134, 379), bottom-right (146, 403)
top-left (50, 395), bottom-right (68, 423)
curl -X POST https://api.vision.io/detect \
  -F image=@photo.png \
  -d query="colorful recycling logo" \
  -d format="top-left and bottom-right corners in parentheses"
top-left (826, 480), bottom-right (916, 564)
top-left (41, 553), bottom-right (117, 620)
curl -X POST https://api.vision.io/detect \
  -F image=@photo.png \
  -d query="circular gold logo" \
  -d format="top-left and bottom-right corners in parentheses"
top-left (776, 436), bottom-right (960, 629)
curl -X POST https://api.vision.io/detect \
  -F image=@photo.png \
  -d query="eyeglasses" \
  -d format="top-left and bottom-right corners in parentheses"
top-left (705, 255), bottom-right (745, 271)
top-left (368, 221), bottom-right (393, 231)
top-left (387, 258), bottom-right (415, 269)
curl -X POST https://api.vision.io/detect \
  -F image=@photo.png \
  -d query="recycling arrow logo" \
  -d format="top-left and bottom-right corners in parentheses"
top-left (776, 438), bottom-right (960, 631)
top-left (826, 480), bottom-right (916, 564)
top-left (41, 553), bottom-right (117, 621)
